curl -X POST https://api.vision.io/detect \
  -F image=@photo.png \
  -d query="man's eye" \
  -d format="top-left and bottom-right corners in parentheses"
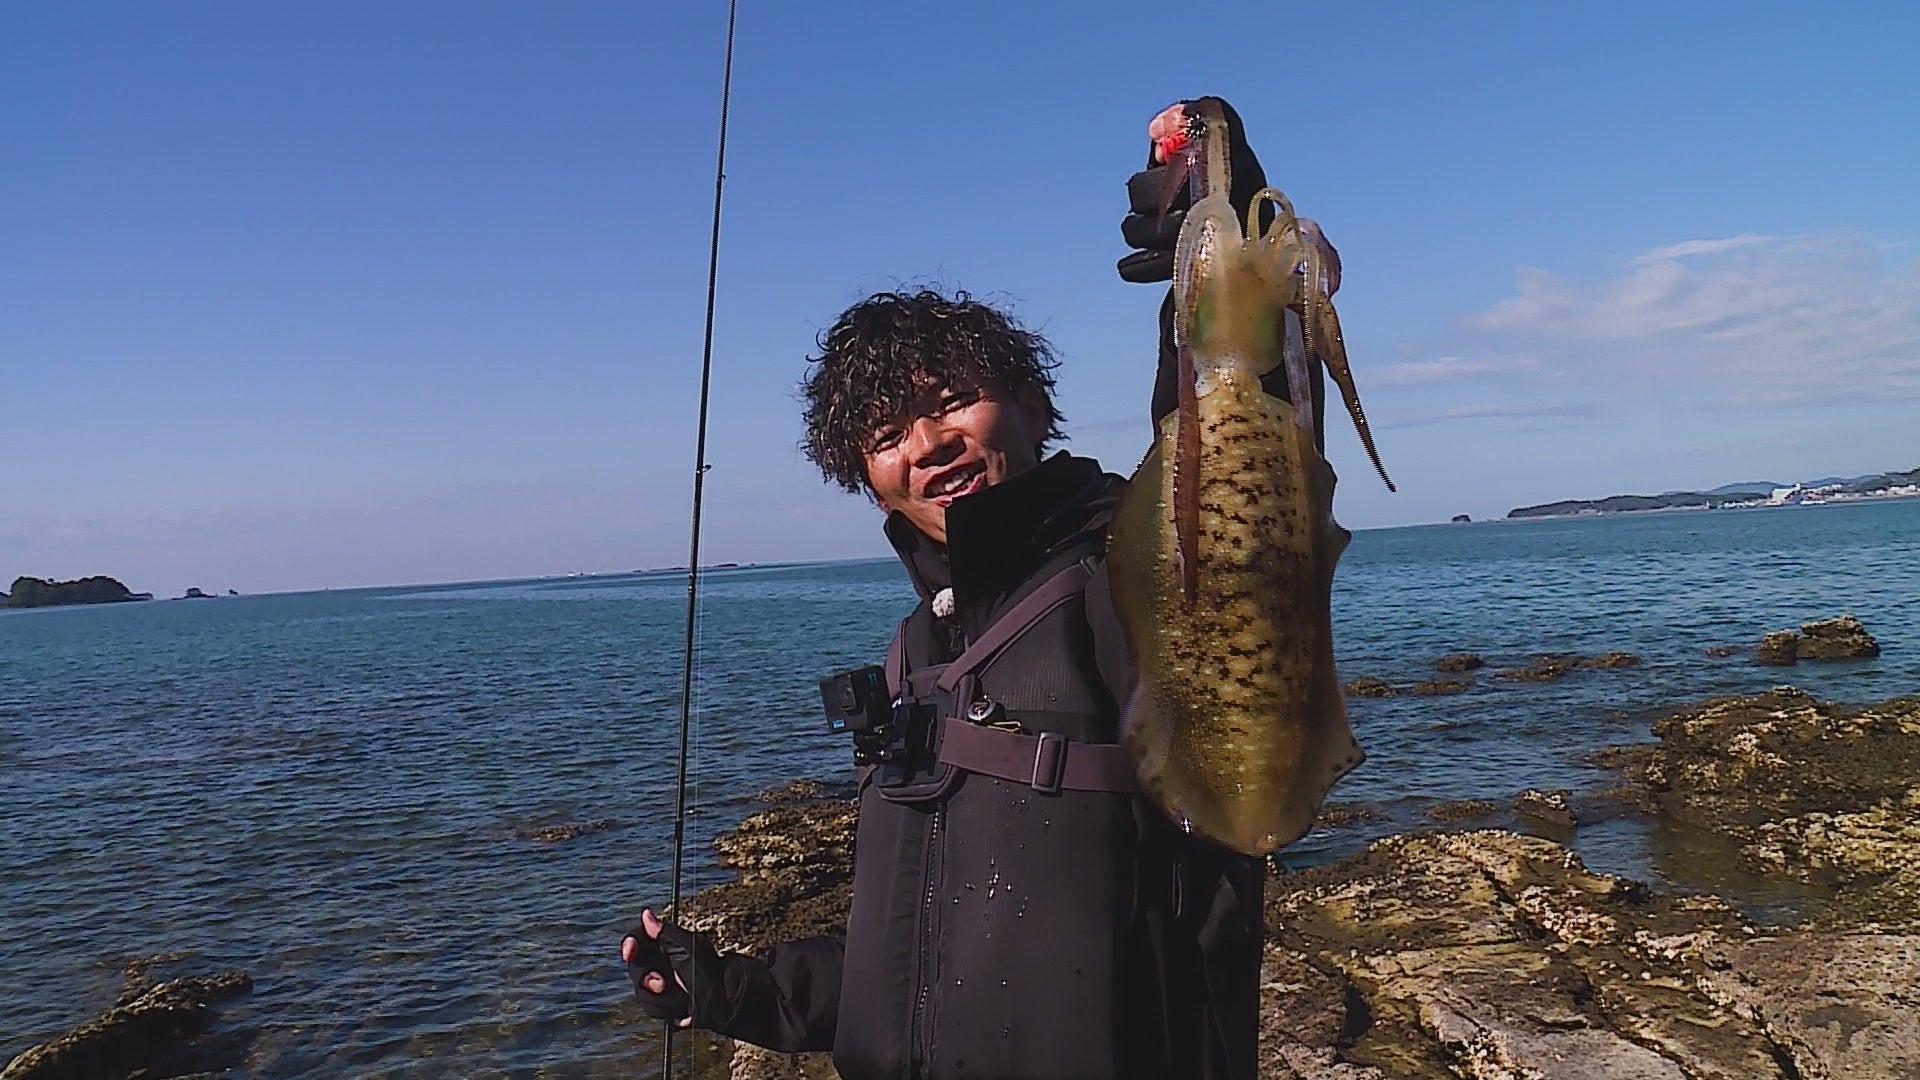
top-left (937, 391), bottom-right (977, 414)
top-left (870, 430), bottom-right (903, 453)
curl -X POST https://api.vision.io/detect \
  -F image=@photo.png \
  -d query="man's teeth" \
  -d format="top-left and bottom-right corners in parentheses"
top-left (931, 468), bottom-right (981, 497)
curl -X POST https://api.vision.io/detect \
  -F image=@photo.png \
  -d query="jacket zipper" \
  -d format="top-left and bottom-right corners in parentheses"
top-left (912, 802), bottom-right (943, 1072)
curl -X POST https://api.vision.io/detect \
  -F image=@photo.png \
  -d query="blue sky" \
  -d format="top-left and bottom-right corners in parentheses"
top-left (4, 2), bottom-right (1917, 596)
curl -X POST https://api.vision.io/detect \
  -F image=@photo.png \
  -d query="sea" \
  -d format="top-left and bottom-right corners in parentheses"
top-left (3, 498), bottom-right (1917, 1077)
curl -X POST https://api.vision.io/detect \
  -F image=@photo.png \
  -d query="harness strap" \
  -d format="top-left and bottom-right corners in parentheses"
top-left (873, 557), bottom-right (1137, 796)
top-left (934, 561), bottom-right (1094, 694)
top-left (883, 618), bottom-right (908, 698)
top-left (938, 719), bottom-right (1140, 795)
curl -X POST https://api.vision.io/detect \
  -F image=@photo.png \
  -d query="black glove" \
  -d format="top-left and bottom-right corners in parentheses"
top-left (1117, 96), bottom-right (1270, 284)
top-left (624, 917), bottom-right (729, 1026)
top-left (1129, 99), bottom-right (1325, 449)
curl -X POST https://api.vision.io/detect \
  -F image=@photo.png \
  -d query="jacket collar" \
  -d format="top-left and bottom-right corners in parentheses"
top-left (885, 452), bottom-right (1112, 609)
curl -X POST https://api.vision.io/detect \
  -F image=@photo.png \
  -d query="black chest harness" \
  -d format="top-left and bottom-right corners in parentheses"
top-left (861, 559), bottom-right (1140, 798)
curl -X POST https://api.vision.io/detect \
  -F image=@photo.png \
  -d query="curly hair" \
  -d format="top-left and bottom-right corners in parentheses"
top-left (799, 288), bottom-right (1067, 494)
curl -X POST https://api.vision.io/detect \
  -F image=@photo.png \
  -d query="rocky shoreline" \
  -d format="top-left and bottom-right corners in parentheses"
top-left (667, 687), bottom-right (1920, 1080)
top-left (0, 965), bottom-right (252, 1080)
top-left (8, 675), bottom-right (1912, 1078)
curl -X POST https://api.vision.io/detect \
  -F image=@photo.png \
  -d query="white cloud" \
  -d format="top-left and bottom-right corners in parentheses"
top-left (1367, 354), bottom-right (1539, 387)
top-left (1627, 234), bottom-right (1778, 266)
top-left (1379, 401), bottom-right (1600, 430)
top-left (1461, 232), bottom-right (1920, 407)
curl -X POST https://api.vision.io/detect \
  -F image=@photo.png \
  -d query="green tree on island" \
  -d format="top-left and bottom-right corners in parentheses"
top-left (4, 575), bottom-right (147, 608)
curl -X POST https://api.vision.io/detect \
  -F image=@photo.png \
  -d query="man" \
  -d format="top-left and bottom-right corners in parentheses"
top-left (624, 98), bottom-right (1310, 1080)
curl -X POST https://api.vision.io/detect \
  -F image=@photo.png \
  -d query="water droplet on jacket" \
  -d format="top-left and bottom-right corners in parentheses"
top-left (954, 977), bottom-right (964, 987)
top-left (1000, 1026), bottom-right (1010, 1039)
top-left (999, 978), bottom-right (1008, 987)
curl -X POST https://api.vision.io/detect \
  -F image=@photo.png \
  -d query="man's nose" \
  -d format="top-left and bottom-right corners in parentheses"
top-left (905, 415), bottom-right (960, 465)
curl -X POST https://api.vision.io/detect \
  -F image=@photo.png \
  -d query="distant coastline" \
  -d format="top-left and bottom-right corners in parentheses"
top-left (4, 575), bottom-right (152, 609)
top-left (1506, 466), bottom-right (1920, 520)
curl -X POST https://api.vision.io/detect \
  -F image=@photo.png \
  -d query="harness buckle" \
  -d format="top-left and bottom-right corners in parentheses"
top-left (1030, 731), bottom-right (1067, 796)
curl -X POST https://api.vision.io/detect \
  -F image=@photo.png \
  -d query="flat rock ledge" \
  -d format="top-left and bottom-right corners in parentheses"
top-left (670, 689), bottom-right (1920, 1080)
top-left (1259, 831), bottom-right (1918, 1080)
top-left (1492, 652), bottom-right (1641, 683)
top-left (1613, 686), bottom-right (1920, 929)
top-left (1, 971), bottom-right (252, 1080)
top-left (1347, 676), bottom-right (1475, 698)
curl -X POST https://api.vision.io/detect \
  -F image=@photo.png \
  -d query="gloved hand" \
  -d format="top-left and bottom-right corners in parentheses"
top-left (1117, 96), bottom-right (1270, 284)
top-left (1127, 98), bottom-right (1331, 449)
top-left (622, 909), bottom-right (728, 1027)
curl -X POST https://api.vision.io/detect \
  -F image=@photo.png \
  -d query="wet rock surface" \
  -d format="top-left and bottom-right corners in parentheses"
top-left (1424, 799), bottom-right (1502, 824)
top-left (658, 687), bottom-right (1920, 1079)
top-left (1796, 614), bottom-right (1882, 660)
top-left (1513, 787), bottom-right (1576, 830)
top-left (1258, 831), bottom-right (1919, 1079)
top-left (679, 797), bottom-right (857, 954)
top-left (1755, 614), bottom-right (1881, 665)
top-left (1318, 801), bottom-right (1394, 828)
top-left (1757, 630), bottom-right (1802, 666)
top-left (673, 791), bottom-right (857, 1080)
top-left (1351, 648), bottom-right (1638, 694)
top-left (1614, 687), bottom-right (1920, 928)
top-left (516, 818), bottom-right (616, 842)
top-left (750, 778), bottom-right (853, 804)
top-left (1344, 677), bottom-right (1474, 698)
top-left (1584, 651), bottom-right (1641, 669)
top-left (1, 970), bottom-right (252, 1080)
top-left (1346, 676), bottom-right (1397, 698)
top-left (1493, 652), bottom-right (1641, 683)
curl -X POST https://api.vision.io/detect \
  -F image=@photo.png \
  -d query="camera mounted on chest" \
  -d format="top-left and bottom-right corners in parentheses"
top-left (818, 559), bottom-right (1141, 802)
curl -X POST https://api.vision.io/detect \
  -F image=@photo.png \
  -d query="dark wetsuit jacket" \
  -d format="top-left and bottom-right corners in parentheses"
top-left (697, 452), bottom-right (1267, 1080)
top-left (696, 294), bottom-right (1328, 1079)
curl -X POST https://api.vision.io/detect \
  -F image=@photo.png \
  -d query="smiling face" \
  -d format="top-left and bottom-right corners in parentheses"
top-left (862, 378), bottom-right (1049, 544)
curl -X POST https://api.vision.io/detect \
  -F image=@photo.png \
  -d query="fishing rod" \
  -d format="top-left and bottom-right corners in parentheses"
top-left (665, 0), bottom-right (738, 1075)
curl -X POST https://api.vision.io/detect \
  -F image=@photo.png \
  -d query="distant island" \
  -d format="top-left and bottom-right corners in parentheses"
top-left (1508, 466), bottom-right (1920, 519)
top-left (5, 575), bottom-right (153, 609)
